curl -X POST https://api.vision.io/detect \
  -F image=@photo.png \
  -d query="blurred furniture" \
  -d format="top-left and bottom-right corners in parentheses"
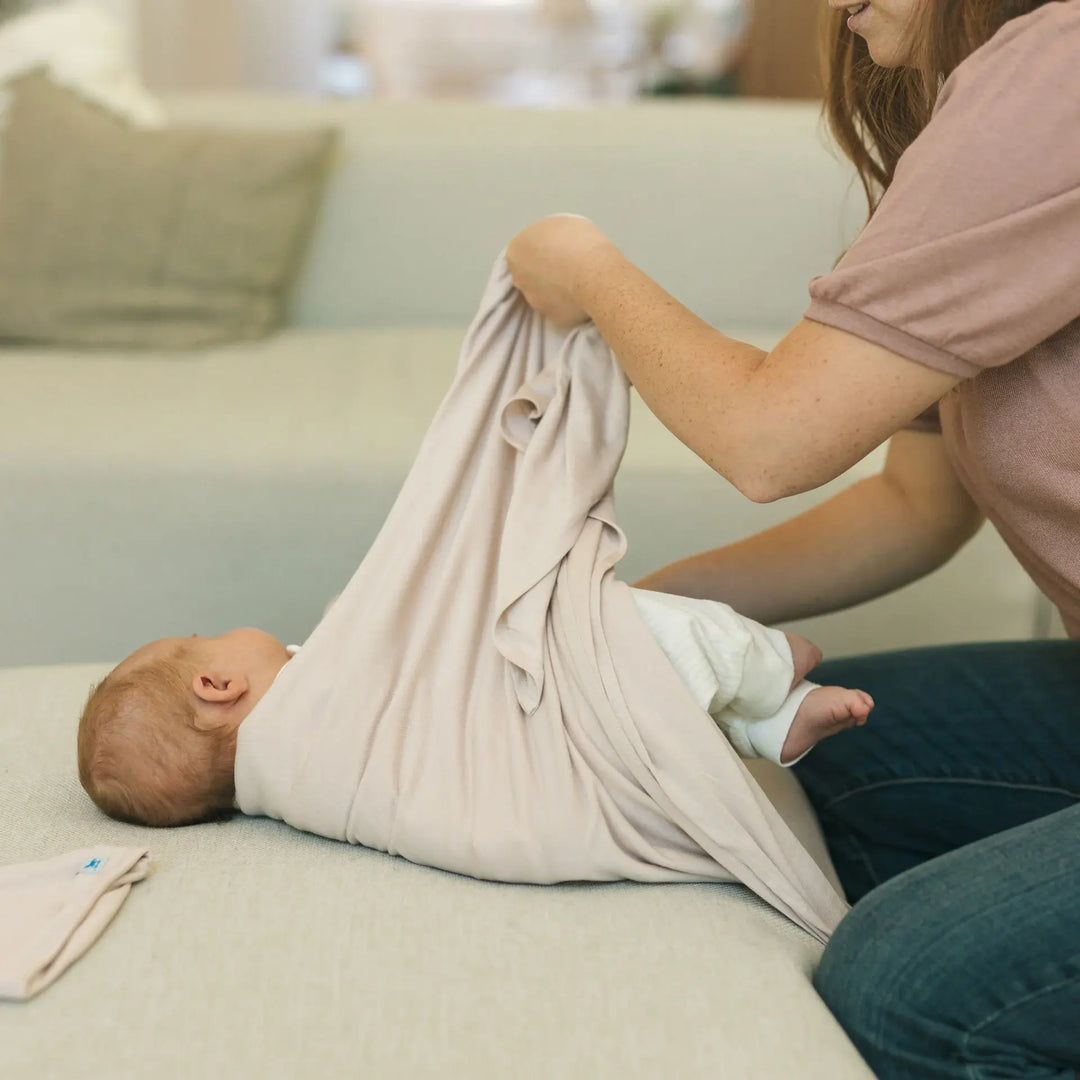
top-left (136, 0), bottom-right (335, 93)
top-left (735, 0), bottom-right (827, 98)
top-left (0, 0), bottom-right (34, 20)
top-left (0, 94), bottom-right (1056, 1080)
top-left (640, 0), bottom-right (749, 95)
top-left (357, 0), bottom-right (642, 102)
top-left (136, 0), bottom-right (641, 103)
top-left (0, 73), bottom-right (333, 348)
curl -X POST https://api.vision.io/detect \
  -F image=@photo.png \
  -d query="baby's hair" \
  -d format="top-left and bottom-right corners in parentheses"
top-left (77, 645), bottom-right (235, 827)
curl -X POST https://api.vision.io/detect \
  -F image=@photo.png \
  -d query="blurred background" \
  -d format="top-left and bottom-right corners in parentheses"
top-left (0, 0), bottom-right (1055, 668)
top-left (0, 0), bottom-right (826, 105)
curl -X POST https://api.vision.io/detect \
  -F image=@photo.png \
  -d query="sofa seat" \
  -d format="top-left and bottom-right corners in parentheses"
top-left (0, 661), bottom-right (875, 1080)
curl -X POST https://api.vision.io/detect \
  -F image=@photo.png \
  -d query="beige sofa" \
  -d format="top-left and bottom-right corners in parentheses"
top-left (0, 97), bottom-right (1051, 1079)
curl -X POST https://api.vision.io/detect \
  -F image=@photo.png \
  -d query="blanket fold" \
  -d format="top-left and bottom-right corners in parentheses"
top-left (494, 305), bottom-right (630, 715)
top-left (0, 846), bottom-right (150, 1002)
top-left (235, 252), bottom-right (848, 944)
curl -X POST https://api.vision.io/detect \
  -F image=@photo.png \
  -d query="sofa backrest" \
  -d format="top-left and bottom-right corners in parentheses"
top-left (162, 96), bottom-right (869, 331)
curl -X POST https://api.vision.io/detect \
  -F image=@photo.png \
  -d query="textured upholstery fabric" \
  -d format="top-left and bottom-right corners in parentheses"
top-left (0, 662), bottom-right (874, 1079)
top-left (0, 74), bottom-right (335, 348)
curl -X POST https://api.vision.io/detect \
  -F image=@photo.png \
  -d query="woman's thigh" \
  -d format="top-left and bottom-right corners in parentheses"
top-left (791, 640), bottom-right (1080, 903)
top-left (813, 802), bottom-right (1080, 1079)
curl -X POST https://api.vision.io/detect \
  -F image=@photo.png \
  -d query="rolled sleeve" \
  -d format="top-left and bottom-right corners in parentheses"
top-left (805, 4), bottom-right (1080, 378)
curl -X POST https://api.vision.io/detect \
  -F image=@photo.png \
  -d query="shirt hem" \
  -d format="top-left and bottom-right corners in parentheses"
top-left (803, 298), bottom-right (981, 380)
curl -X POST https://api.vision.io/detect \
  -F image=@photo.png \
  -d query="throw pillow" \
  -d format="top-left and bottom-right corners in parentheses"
top-left (0, 72), bottom-right (338, 349)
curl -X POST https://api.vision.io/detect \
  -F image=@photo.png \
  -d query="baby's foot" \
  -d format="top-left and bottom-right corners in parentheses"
top-left (779, 686), bottom-right (873, 765)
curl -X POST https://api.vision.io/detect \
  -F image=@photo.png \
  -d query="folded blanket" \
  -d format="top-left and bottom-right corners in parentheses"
top-left (235, 252), bottom-right (848, 944)
top-left (0, 846), bottom-right (149, 1001)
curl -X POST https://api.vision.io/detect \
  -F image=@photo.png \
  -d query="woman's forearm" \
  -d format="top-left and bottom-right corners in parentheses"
top-left (571, 242), bottom-right (958, 503)
top-left (632, 473), bottom-right (967, 627)
top-left (574, 242), bottom-right (767, 492)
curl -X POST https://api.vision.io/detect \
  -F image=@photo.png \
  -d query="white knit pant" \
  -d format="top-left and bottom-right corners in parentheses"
top-left (629, 588), bottom-right (818, 768)
top-left (314, 589), bottom-right (818, 766)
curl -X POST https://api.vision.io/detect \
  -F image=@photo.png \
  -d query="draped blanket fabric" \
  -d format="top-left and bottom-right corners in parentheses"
top-left (234, 254), bottom-right (848, 944)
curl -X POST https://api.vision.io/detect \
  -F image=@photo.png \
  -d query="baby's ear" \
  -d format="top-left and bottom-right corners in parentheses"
top-left (191, 671), bottom-right (249, 705)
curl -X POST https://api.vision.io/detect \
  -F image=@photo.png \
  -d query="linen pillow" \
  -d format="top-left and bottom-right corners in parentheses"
top-left (0, 72), bottom-right (338, 349)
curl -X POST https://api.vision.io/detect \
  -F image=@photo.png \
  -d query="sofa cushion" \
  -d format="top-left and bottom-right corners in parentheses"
top-left (0, 661), bottom-right (874, 1079)
top-left (0, 73), bottom-right (336, 349)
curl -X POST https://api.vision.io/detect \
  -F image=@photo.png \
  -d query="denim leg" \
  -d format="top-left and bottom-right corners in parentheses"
top-left (813, 803), bottom-right (1080, 1079)
top-left (787, 641), bottom-right (1080, 1079)
top-left (791, 641), bottom-right (1080, 904)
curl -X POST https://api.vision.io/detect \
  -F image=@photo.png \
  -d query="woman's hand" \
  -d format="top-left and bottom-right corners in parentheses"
top-left (506, 214), bottom-right (614, 332)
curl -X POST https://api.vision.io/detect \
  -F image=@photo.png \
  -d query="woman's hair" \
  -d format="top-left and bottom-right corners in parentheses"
top-left (78, 649), bottom-right (237, 828)
top-left (821, 0), bottom-right (1054, 217)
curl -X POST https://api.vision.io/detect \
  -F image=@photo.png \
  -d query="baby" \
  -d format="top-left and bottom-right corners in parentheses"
top-left (78, 590), bottom-right (872, 829)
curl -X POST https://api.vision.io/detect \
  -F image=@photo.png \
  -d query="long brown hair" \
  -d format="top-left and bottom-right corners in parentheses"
top-left (821, 0), bottom-right (1054, 218)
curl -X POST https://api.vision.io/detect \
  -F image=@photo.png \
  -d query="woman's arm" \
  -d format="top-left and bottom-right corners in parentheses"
top-left (632, 429), bottom-right (984, 627)
top-left (572, 240), bottom-right (959, 503)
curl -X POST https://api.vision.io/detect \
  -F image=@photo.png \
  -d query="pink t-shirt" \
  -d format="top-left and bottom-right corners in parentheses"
top-left (804, 1), bottom-right (1080, 637)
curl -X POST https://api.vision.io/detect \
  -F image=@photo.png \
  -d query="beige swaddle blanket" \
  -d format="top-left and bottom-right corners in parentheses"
top-left (235, 252), bottom-right (848, 944)
top-left (0, 846), bottom-right (149, 1001)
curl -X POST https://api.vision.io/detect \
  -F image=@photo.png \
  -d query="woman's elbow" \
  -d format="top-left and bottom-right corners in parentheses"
top-left (724, 451), bottom-right (835, 504)
top-left (697, 419), bottom-right (849, 503)
top-left (733, 472), bottom-right (805, 505)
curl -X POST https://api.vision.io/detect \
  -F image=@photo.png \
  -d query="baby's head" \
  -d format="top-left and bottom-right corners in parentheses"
top-left (77, 629), bottom-right (292, 828)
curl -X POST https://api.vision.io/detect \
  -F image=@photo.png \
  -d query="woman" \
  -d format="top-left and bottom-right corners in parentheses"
top-left (506, 1), bottom-right (1080, 1077)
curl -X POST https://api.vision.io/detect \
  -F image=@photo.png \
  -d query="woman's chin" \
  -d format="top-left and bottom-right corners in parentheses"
top-left (865, 38), bottom-right (913, 68)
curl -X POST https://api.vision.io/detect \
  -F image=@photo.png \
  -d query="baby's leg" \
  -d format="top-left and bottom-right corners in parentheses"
top-left (628, 587), bottom-right (872, 765)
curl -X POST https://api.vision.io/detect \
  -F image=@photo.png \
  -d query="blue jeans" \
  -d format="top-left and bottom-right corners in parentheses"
top-left (791, 641), bottom-right (1080, 1080)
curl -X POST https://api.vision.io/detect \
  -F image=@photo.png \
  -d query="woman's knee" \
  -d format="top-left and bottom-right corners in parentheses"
top-left (812, 812), bottom-right (1080, 1079)
top-left (811, 870), bottom-right (972, 1076)
top-left (812, 889), bottom-right (896, 1046)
